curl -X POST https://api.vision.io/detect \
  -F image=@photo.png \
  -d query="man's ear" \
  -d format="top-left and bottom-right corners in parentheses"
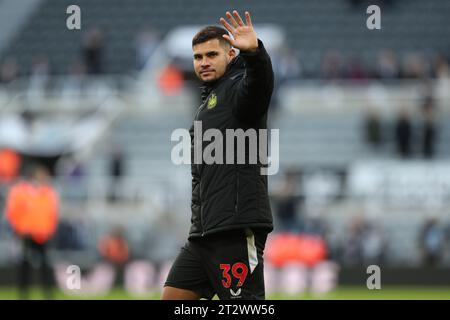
top-left (228, 48), bottom-right (236, 60)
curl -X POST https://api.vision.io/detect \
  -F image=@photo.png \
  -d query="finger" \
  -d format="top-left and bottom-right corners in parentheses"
top-left (220, 17), bottom-right (235, 35)
top-left (222, 34), bottom-right (235, 46)
top-left (233, 10), bottom-right (245, 26)
top-left (245, 11), bottom-right (253, 27)
top-left (226, 11), bottom-right (239, 28)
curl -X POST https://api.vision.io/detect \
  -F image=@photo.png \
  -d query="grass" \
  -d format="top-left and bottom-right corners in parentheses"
top-left (0, 286), bottom-right (449, 300)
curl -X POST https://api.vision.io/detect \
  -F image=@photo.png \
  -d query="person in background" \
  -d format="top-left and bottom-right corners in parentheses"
top-left (394, 108), bottom-right (412, 158)
top-left (418, 218), bottom-right (445, 267)
top-left (108, 145), bottom-right (126, 203)
top-left (375, 50), bottom-right (399, 79)
top-left (363, 108), bottom-right (383, 150)
top-left (97, 226), bottom-right (130, 287)
top-left (5, 164), bottom-right (59, 299)
top-left (82, 28), bottom-right (105, 75)
top-left (421, 101), bottom-right (437, 159)
top-left (272, 170), bottom-right (303, 233)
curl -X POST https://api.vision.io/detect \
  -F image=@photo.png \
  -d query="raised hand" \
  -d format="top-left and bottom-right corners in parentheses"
top-left (220, 10), bottom-right (258, 52)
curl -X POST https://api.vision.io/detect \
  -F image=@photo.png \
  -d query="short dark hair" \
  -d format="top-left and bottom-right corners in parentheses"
top-left (192, 25), bottom-right (231, 48)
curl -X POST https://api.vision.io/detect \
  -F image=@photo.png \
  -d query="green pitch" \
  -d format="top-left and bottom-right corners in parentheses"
top-left (0, 286), bottom-right (449, 300)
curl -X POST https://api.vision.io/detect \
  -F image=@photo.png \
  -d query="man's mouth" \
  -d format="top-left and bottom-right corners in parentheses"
top-left (201, 70), bottom-right (214, 76)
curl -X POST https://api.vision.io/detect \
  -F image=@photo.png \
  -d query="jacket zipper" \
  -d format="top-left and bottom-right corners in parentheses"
top-left (195, 100), bottom-right (207, 237)
top-left (195, 92), bottom-right (211, 120)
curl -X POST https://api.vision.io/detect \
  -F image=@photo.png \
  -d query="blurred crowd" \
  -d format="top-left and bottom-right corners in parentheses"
top-left (272, 49), bottom-right (450, 83)
top-left (0, 26), bottom-right (160, 85)
top-left (269, 170), bottom-right (450, 268)
top-left (0, 24), bottom-right (449, 87)
top-left (363, 91), bottom-right (440, 159)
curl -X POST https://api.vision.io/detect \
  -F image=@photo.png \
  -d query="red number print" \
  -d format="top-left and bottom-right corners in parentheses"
top-left (220, 262), bottom-right (249, 288)
top-left (232, 262), bottom-right (248, 287)
top-left (220, 264), bottom-right (232, 288)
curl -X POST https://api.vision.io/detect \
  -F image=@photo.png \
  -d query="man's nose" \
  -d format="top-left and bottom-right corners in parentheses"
top-left (201, 58), bottom-right (210, 68)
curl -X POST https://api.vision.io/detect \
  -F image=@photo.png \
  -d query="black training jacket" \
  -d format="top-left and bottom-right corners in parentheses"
top-left (188, 39), bottom-right (274, 239)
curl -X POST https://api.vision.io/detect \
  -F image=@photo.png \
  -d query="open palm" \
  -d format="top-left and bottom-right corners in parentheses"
top-left (220, 11), bottom-right (258, 52)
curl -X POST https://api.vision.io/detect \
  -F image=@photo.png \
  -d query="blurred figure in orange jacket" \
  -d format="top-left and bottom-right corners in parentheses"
top-left (97, 226), bottom-right (130, 287)
top-left (5, 164), bottom-right (59, 299)
top-left (98, 226), bottom-right (129, 265)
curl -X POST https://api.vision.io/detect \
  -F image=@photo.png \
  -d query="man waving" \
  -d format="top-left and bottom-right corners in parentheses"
top-left (163, 10), bottom-right (274, 300)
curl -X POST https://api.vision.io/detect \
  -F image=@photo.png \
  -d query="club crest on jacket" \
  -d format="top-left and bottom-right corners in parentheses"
top-left (207, 93), bottom-right (217, 109)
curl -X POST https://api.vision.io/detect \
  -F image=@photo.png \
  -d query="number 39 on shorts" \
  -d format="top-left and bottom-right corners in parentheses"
top-left (220, 263), bottom-right (249, 288)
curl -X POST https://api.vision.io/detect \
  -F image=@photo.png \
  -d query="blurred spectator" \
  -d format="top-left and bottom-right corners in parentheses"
top-left (363, 108), bottom-right (383, 149)
top-left (98, 226), bottom-right (130, 265)
top-left (108, 145), bottom-right (126, 202)
top-left (420, 102), bottom-right (437, 159)
top-left (271, 171), bottom-right (304, 232)
top-left (5, 164), bottom-right (59, 299)
top-left (436, 57), bottom-right (450, 81)
top-left (134, 27), bottom-right (160, 70)
top-left (418, 218), bottom-right (446, 267)
top-left (432, 53), bottom-right (449, 78)
top-left (418, 79), bottom-right (435, 109)
top-left (375, 50), bottom-right (399, 79)
top-left (341, 215), bottom-right (366, 266)
top-left (158, 64), bottom-right (184, 96)
top-left (82, 28), bottom-right (105, 74)
top-left (0, 57), bottom-right (19, 84)
top-left (54, 219), bottom-right (85, 250)
top-left (275, 47), bottom-right (301, 84)
top-left (394, 108), bottom-right (412, 158)
top-left (97, 226), bottom-right (130, 286)
top-left (361, 224), bottom-right (387, 266)
top-left (27, 54), bottom-right (51, 107)
top-left (434, 56), bottom-right (450, 106)
top-left (341, 215), bottom-right (387, 266)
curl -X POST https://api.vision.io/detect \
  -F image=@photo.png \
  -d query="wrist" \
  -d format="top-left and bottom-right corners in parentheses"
top-left (246, 44), bottom-right (259, 52)
top-left (242, 40), bottom-right (260, 54)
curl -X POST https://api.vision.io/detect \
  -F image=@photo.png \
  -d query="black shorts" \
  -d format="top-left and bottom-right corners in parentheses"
top-left (164, 228), bottom-right (268, 300)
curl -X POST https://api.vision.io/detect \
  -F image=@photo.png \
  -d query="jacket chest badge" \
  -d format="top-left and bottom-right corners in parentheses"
top-left (207, 93), bottom-right (217, 109)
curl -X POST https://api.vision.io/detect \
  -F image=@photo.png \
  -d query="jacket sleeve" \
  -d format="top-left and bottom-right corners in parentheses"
top-left (232, 39), bottom-right (274, 123)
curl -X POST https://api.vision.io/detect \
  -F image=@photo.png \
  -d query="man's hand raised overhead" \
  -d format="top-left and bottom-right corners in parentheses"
top-left (220, 10), bottom-right (258, 52)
